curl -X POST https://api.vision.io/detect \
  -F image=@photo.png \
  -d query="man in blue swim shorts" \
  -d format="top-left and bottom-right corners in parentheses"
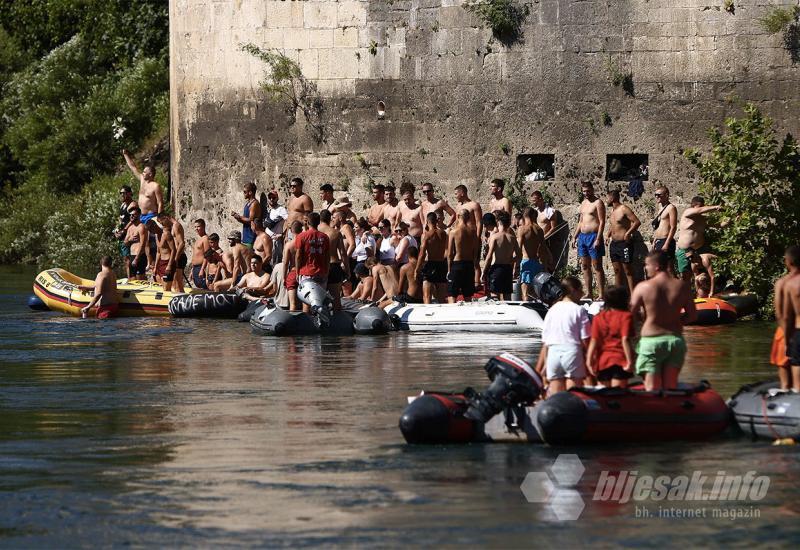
top-left (572, 181), bottom-right (606, 299)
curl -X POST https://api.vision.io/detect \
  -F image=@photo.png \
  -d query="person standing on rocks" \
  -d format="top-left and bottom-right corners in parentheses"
top-left (573, 181), bottom-right (606, 299)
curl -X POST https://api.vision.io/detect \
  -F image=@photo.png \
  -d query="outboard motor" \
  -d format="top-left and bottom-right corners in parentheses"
top-left (463, 353), bottom-right (543, 422)
top-left (297, 279), bottom-right (334, 329)
top-left (532, 271), bottom-right (564, 305)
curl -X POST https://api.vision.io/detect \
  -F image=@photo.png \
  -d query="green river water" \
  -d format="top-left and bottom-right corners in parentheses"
top-left (1, 265), bottom-right (798, 547)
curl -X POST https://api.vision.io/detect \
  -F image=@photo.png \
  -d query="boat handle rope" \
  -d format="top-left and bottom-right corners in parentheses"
top-left (760, 395), bottom-right (781, 441)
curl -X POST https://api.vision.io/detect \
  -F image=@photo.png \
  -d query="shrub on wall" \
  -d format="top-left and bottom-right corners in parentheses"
top-left (466, 0), bottom-right (529, 46)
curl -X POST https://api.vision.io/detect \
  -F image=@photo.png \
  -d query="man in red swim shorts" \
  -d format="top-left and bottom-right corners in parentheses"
top-left (78, 256), bottom-right (119, 319)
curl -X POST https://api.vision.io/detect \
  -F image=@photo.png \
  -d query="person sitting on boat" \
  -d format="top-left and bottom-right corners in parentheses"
top-left (774, 245), bottom-right (800, 390)
top-left (376, 218), bottom-right (397, 267)
top-left (237, 254), bottom-right (271, 298)
top-left (78, 256), bottom-right (119, 319)
top-left (367, 256), bottom-right (399, 308)
top-left (630, 250), bottom-right (697, 391)
top-left (394, 246), bottom-right (422, 304)
top-left (586, 286), bottom-right (635, 388)
top-left (211, 231), bottom-right (249, 292)
top-left (535, 276), bottom-right (591, 396)
top-left (347, 263), bottom-right (375, 301)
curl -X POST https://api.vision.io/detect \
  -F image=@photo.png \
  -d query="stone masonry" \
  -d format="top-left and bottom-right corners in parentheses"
top-left (170, 0), bottom-right (800, 267)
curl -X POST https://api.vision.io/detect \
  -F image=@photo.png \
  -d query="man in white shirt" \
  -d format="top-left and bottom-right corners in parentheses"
top-left (264, 190), bottom-right (289, 265)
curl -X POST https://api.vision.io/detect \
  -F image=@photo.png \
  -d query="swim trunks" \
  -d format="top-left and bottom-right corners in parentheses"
top-left (790, 331), bottom-right (800, 367)
top-left (676, 245), bottom-right (710, 274)
top-left (130, 254), bottom-right (147, 277)
top-left (635, 334), bottom-right (687, 375)
top-left (487, 263), bottom-right (513, 295)
top-left (448, 260), bottom-right (475, 298)
top-left (176, 253), bottom-right (188, 269)
top-left (140, 212), bottom-right (157, 225)
top-left (119, 242), bottom-right (131, 258)
top-left (545, 344), bottom-right (587, 380)
top-left (327, 262), bottom-right (346, 285)
top-left (609, 240), bottom-right (632, 264)
top-left (577, 232), bottom-right (604, 259)
top-left (96, 303), bottom-right (119, 319)
top-left (285, 270), bottom-right (298, 291)
top-left (421, 260), bottom-right (448, 284)
top-left (770, 326), bottom-right (789, 367)
top-left (652, 238), bottom-right (676, 259)
top-left (519, 258), bottom-right (544, 284)
top-left (191, 265), bottom-right (208, 289)
top-left (596, 364), bottom-right (634, 381)
top-left (156, 259), bottom-right (170, 279)
top-left (393, 292), bottom-right (422, 304)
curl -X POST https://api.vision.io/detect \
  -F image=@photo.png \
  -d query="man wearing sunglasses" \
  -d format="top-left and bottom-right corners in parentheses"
top-left (115, 185), bottom-right (138, 278)
top-left (651, 186), bottom-right (678, 273)
top-left (420, 183), bottom-right (456, 229)
top-left (286, 177), bottom-right (314, 239)
top-left (123, 207), bottom-right (149, 281)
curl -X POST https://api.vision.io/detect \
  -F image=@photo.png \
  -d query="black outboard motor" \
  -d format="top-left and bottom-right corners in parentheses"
top-left (532, 271), bottom-right (564, 305)
top-left (464, 353), bottom-right (544, 422)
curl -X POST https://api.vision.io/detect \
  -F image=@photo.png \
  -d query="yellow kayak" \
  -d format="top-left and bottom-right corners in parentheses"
top-left (33, 268), bottom-right (196, 317)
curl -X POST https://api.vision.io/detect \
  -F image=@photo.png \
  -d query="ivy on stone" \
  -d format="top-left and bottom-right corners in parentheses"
top-left (466, 0), bottom-right (529, 46)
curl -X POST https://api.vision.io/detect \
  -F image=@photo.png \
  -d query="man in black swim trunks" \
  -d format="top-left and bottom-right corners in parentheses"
top-left (123, 207), bottom-right (149, 281)
top-left (115, 185), bottom-right (137, 278)
top-left (447, 210), bottom-right (480, 302)
top-left (482, 211), bottom-right (520, 301)
top-left (415, 212), bottom-right (449, 303)
top-left (651, 186), bottom-right (678, 274)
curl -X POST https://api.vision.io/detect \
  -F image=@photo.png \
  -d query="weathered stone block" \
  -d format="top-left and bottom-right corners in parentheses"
top-left (334, 27), bottom-right (359, 48)
top-left (304, 2), bottom-right (338, 29)
top-left (309, 29), bottom-right (334, 48)
top-left (284, 28), bottom-right (310, 50)
top-left (338, 1), bottom-right (368, 27)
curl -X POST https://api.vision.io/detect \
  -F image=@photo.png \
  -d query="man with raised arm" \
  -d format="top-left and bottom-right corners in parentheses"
top-left (676, 195), bottom-right (722, 280)
top-left (123, 149), bottom-right (163, 225)
top-left (488, 178), bottom-right (512, 216)
top-left (606, 189), bottom-right (641, 292)
top-left (78, 256), bottom-right (119, 319)
top-left (573, 181), bottom-right (606, 299)
top-left (630, 250), bottom-right (697, 391)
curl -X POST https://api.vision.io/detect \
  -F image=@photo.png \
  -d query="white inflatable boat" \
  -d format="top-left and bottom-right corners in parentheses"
top-left (383, 300), bottom-right (547, 333)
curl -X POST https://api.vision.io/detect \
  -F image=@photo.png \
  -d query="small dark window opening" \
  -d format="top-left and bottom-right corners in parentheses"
top-left (516, 154), bottom-right (555, 182)
top-left (606, 154), bottom-right (648, 181)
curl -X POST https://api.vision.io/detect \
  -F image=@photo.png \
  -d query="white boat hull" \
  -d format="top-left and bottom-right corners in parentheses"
top-left (384, 301), bottom-right (546, 333)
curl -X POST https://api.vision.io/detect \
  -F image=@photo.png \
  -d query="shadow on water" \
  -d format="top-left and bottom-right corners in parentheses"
top-left (1, 265), bottom-right (799, 546)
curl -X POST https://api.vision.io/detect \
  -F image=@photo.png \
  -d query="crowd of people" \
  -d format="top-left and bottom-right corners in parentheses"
top-left (78, 152), bottom-right (800, 393)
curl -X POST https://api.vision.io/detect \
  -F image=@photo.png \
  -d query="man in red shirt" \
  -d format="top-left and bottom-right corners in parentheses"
top-left (294, 211), bottom-right (330, 313)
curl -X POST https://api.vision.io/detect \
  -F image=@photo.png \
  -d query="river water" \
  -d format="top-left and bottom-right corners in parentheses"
top-left (1, 265), bottom-right (798, 546)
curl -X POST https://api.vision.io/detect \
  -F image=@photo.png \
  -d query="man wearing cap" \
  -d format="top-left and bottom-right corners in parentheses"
top-left (287, 177), bottom-right (314, 236)
top-left (264, 190), bottom-right (288, 265)
top-left (331, 195), bottom-right (358, 225)
top-left (115, 185), bottom-right (138, 278)
top-left (319, 183), bottom-right (336, 211)
top-left (211, 230), bottom-right (249, 291)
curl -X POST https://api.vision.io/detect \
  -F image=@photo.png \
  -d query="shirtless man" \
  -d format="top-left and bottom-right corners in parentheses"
top-left (517, 207), bottom-right (552, 300)
top-left (319, 183), bottom-right (335, 211)
top-left (281, 221), bottom-right (304, 311)
top-left (606, 189), bottom-right (641, 292)
top-left (236, 254), bottom-right (271, 296)
top-left (319, 209), bottom-right (350, 310)
top-left (776, 246), bottom-right (800, 390)
top-left (420, 183), bottom-right (456, 228)
top-left (651, 186), bottom-right (678, 271)
top-left (483, 211), bottom-right (521, 301)
top-left (367, 184), bottom-right (387, 227)
top-left (286, 177), bottom-right (314, 238)
top-left (367, 257), bottom-right (400, 308)
top-left (348, 263), bottom-right (375, 301)
top-left (252, 219), bottom-right (273, 271)
top-left (156, 213), bottom-right (186, 292)
top-left (630, 250), bottom-right (697, 391)
top-left (453, 185), bottom-right (482, 236)
top-left (212, 231), bottom-right (249, 292)
top-left (382, 185), bottom-right (401, 228)
top-left (396, 246), bottom-right (423, 303)
top-left (415, 212), bottom-right (449, 303)
top-left (124, 207), bottom-right (149, 281)
top-left (447, 210), bottom-right (480, 302)
top-left (123, 150), bottom-right (163, 225)
top-left (488, 178), bottom-right (512, 216)
top-left (676, 196), bottom-right (722, 280)
top-left (115, 185), bottom-right (138, 278)
top-left (191, 219), bottom-right (211, 289)
top-left (78, 256), bottom-right (119, 319)
top-left (149, 219), bottom-right (176, 291)
top-left (398, 189), bottom-right (424, 239)
top-left (572, 181), bottom-right (606, 299)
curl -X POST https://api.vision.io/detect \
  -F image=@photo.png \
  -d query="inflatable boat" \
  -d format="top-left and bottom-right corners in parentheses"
top-left (689, 297), bottom-right (738, 326)
top-left (384, 301), bottom-right (547, 332)
top-left (728, 380), bottom-right (800, 440)
top-left (33, 268), bottom-right (194, 317)
top-left (168, 291), bottom-right (247, 318)
top-left (249, 303), bottom-right (393, 336)
top-left (399, 354), bottom-right (729, 444)
top-left (718, 293), bottom-right (759, 318)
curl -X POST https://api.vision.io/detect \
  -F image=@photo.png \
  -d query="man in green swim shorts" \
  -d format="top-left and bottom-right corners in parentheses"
top-left (676, 196), bottom-right (721, 279)
top-left (630, 250), bottom-right (697, 390)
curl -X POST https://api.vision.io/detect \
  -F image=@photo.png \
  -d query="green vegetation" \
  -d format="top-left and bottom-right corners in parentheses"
top-left (605, 56), bottom-right (635, 97)
top-left (684, 103), bottom-right (800, 315)
top-left (241, 43), bottom-right (324, 142)
top-left (466, 0), bottom-right (529, 46)
top-left (368, 40), bottom-right (378, 56)
top-left (758, 5), bottom-right (799, 34)
top-left (506, 175), bottom-right (530, 214)
top-left (0, 1), bottom-right (169, 272)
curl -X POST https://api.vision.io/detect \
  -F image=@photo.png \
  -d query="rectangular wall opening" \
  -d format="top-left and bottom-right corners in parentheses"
top-left (606, 154), bottom-right (648, 181)
top-left (516, 154), bottom-right (555, 182)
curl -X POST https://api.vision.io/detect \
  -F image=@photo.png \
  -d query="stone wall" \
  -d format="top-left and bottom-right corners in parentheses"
top-left (170, 0), bottom-right (800, 253)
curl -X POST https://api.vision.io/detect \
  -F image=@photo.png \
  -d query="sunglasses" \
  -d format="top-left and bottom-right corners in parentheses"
top-left (423, 189), bottom-right (433, 193)
top-left (654, 193), bottom-right (663, 197)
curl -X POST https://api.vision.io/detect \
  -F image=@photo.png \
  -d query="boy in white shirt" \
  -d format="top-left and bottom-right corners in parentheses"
top-left (536, 276), bottom-right (591, 396)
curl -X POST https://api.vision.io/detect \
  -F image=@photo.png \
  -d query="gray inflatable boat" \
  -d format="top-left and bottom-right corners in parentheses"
top-left (729, 380), bottom-right (800, 440)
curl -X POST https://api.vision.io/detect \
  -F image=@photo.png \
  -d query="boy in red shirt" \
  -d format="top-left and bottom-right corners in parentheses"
top-left (294, 211), bottom-right (330, 313)
top-left (587, 286), bottom-right (635, 388)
